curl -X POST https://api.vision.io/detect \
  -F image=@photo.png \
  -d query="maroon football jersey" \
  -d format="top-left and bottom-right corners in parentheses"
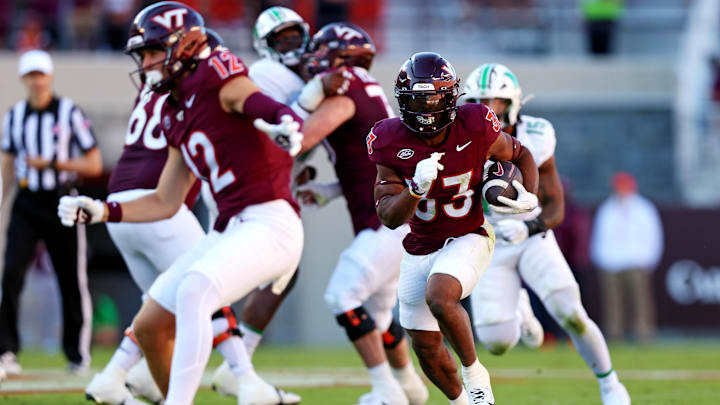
top-left (108, 85), bottom-right (200, 207)
top-left (162, 49), bottom-right (298, 231)
top-left (325, 67), bottom-right (394, 234)
top-left (368, 103), bottom-right (502, 255)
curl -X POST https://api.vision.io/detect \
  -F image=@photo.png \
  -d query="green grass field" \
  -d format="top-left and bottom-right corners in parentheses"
top-left (1, 341), bottom-right (719, 404)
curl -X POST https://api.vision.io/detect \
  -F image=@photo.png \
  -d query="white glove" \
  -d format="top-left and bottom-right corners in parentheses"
top-left (411, 152), bottom-right (445, 196)
top-left (57, 196), bottom-right (105, 227)
top-left (295, 181), bottom-right (343, 210)
top-left (489, 180), bottom-right (539, 214)
top-left (495, 219), bottom-right (529, 245)
top-left (254, 114), bottom-right (304, 157)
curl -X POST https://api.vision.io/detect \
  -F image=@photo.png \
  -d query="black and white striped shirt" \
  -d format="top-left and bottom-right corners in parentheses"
top-left (1, 96), bottom-right (97, 192)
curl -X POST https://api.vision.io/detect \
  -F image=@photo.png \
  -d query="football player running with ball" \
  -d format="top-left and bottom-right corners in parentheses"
top-left (370, 52), bottom-right (539, 405)
top-left (58, 3), bottom-right (304, 405)
top-left (465, 63), bottom-right (630, 405)
top-left (294, 23), bottom-right (428, 405)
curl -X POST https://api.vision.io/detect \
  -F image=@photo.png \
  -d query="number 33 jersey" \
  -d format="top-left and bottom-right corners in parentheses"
top-left (368, 103), bottom-right (501, 255)
top-left (162, 49), bottom-right (298, 232)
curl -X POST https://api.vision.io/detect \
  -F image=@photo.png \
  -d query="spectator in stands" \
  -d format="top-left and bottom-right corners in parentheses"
top-left (581, 0), bottom-right (625, 55)
top-left (68, 0), bottom-right (100, 50)
top-left (101, 0), bottom-right (136, 50)
top-left (590, 172), bottom-right (663, 343)
top-left (316, 0), bottom-right (350, 27)
top-left (13, 13), bottom-right (52, 51)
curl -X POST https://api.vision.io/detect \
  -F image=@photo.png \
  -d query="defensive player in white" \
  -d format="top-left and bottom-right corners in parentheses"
top-left (465, 63), bottom-right (631, 405)
top-left (84, 26), bottom-right (262, 405)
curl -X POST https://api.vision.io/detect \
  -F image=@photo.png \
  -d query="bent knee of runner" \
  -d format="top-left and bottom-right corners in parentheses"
top-left (425, 273), bottom-right (463, 319)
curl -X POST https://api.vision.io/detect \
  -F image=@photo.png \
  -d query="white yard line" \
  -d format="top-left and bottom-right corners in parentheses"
top-left (2, 367), bottom-right (719, 394)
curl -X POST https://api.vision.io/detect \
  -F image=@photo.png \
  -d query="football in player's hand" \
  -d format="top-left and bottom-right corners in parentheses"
top-left (482, 161), bottom-right (524, 206)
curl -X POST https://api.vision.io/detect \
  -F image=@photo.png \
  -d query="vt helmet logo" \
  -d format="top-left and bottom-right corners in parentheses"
top-left (152, 9), bottom-right (189, 30)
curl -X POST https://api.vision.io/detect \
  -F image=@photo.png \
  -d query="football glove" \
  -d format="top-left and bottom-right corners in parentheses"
top-left (254, 114), bottom-right (304, 157)
top-left (488, 180), bottom-right (539, 214)
top-left (58, 196), bottom-right (104, 227)
top-left (411, 152), bottom-right (445, 196)
top-left (495, 219), bottom-right (529, 245)
top-left (295, 181), bottom-right (342, 211)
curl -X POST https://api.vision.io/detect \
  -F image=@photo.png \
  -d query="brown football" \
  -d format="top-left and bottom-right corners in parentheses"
top-left (481, 161), bottom-right (524, 207)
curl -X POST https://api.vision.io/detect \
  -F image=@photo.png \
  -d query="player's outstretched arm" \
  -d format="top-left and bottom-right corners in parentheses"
top-left (299, 96), bottom-right (355, 154)
top-left (488, 132), bottom-right (538, 195)
top-left (58, 147), bottom-right (195, 226)
top-left (535, 156), bottom-right (565, 230)
top-left (374, 164), bottom-right (419, 229)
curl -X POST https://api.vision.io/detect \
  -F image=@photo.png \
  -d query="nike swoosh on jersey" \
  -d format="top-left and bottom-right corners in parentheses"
top-left (456, 141), bottom-right (472, 151)
top-left (185, 94), bottom-right (196, 109)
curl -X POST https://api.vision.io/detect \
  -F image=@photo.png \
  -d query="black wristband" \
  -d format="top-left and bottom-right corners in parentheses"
top-left (49, 156), bottom-right (57, 169)
top-left (524, 217), bottom-right (548, 236)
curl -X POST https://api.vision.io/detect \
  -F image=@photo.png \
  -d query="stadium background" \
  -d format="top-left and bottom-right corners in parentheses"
top-left (0, 0), bottom-right (719, 402)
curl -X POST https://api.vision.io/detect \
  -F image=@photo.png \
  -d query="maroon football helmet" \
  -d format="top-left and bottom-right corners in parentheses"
top-left (205, 28), bottom-right (225, 51)
top-left (302, 22), bottom-right (375, 79)
top-left (395, 52), bottom-right (460, 135)
top-left (125, 1), bottom-right (207, 92)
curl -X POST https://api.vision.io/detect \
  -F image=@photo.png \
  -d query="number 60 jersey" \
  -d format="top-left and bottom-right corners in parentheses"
top-left (368, 103), bottom-right (501, 255)
top-left (108, 84), bottom-right (201, 206)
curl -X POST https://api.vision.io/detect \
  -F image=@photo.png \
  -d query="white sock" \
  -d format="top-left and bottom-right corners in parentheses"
top-left (104, 335), bottom-right (142, 374)
top-left (598, 369), bottom-right (620, 390)
top-left (165, 273), bottom-right (222, 405)
top-left (240, 323), bottom-right (263, 358)
top-left (461, 358), bottom-right (491, 389)
top-left (391, 362), bottom-right (419, 384)
top-left (368, 361), bottom-right (394, 390)
top-left (450, 387), bottom-right (470, 405)
top-left (216, 337), bottom-right (253, 377)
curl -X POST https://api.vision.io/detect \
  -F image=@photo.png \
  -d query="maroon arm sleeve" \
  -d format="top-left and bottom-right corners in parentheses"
top-left (242, 92), bottom-right (303, 127)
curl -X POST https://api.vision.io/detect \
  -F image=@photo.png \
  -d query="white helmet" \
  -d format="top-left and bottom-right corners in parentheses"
top-left (253, 6), bottom-right (310, 67)
top-left (463, 63), bottom-right (523, 127)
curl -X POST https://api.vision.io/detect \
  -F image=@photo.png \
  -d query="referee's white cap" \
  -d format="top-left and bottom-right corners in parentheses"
top-left (18, 49), bottom-right (54, 77)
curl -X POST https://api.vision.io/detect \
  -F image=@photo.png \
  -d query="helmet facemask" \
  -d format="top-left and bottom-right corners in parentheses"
top-left (396, 84), bottom-right (459, 136)
top-left (127, 28), bottom-right (208, 93)
top-left (253, 7), bottom-right (310, 68)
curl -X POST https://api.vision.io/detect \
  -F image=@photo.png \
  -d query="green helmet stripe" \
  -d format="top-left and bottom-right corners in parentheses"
top-left (504, 71), bottom-right (519, 88)
top-left (271, 8), bottom-right (282, 21)
top-left (480, 63), bottom-right (495, 90)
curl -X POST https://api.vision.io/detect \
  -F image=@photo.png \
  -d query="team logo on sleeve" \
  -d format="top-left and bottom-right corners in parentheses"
top-left (366, 130), bottom-right (377, 155)
top-left (397, 148), bottom-right (414, 159)
top-left (485, 109), bottom-right (501, 132)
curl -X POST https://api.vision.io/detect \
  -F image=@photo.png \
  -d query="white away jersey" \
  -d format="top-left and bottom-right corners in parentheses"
top-left (514, 114), bottom-right (556, 167)
top-left (485, 114), bottom-right (556, 223)
top-left (249, 58), bottom-right (305, 104)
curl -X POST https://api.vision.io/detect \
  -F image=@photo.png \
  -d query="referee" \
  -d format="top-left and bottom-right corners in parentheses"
top-left (0, 50), bottom-right (102, 375)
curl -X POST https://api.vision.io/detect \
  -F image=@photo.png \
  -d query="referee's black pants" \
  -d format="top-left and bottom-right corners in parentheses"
top-left (0, 189), bottom-right (92, 365)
